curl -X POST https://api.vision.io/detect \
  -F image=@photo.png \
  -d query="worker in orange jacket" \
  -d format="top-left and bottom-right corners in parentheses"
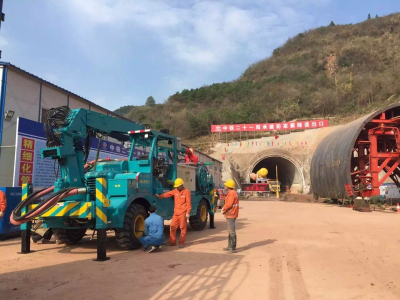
top-left (185, 148), bottom-right (199, 164)
top-left (156, 178), bottom-right (191, 248)
top-left (222, 179), bottom-right (239, 253)
top-left (0, 190), bottom-right (6, 221)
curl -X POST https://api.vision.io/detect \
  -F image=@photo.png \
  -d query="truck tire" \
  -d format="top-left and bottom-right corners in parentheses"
top-left (189, 199), bottom-right (208, 230)
top-left (115, 203), bottom-right (147, 250)
top-left (54, 228), bottom-right (87, 244)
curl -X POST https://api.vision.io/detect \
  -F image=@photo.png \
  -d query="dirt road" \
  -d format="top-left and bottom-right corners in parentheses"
top-left (1, 199), bottom-right (400, 300)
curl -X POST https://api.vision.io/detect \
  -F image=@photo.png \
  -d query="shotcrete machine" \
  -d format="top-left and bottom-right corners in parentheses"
top-left (12, 106), bottom-right (215, 260)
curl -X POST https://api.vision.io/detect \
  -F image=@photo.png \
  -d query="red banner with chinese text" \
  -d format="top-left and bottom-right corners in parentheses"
top-left (211, 120), bottom-right (328, 133)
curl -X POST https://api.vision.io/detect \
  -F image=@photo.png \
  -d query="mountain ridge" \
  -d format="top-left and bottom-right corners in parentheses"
top-left (115, 13), bottom-right (400, 144)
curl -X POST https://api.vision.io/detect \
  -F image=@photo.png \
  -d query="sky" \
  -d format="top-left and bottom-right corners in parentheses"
top-left (1, 0), bottom-right (399, 111)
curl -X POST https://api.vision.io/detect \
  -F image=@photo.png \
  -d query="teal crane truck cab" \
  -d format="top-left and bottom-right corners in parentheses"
top-left (14, 107), bottom-right (216, 260)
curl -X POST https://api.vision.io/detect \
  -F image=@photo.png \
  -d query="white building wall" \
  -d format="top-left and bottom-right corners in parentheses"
top-left (89, 105), bottom-right (107, 114)
top-left (40, 84), bottom-right (68, 121)
top-left (69, 96), bottom-right (90, 110)
top-left (5, 69), bottom-right (41, 121)
top-left (0, 69), bottom-right (42, 186)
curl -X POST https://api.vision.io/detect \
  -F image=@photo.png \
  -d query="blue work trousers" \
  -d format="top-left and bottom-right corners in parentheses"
top-left (139, 235), bottom-right (164, 248)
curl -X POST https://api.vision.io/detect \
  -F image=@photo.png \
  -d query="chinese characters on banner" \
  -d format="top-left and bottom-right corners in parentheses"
top-left (211, 119), bottom-right (328, 133)
top-left (18, 137), bottom-right (35, 185)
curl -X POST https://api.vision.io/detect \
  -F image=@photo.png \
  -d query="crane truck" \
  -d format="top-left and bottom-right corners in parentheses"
top-left (12, 106), bottom-right (216, 260)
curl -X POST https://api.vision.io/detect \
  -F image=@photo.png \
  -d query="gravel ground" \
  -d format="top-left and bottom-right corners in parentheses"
top-left (1, 199), bottom-right (400, 300)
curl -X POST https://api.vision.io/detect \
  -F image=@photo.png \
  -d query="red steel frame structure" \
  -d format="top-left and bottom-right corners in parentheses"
top-left (351, 111), bottom-right (400, 197)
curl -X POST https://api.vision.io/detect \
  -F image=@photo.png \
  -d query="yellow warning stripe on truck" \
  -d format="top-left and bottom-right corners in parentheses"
top-left (28, 202), bottom-right (92, 219)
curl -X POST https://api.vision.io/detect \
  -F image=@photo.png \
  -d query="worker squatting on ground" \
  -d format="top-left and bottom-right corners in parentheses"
top-left (139, 206), bottom-right (165, 253)
top-left (31, 220), bottom-right (53, 244)
top-left (222, 179), bottom-right (239, 253)
top-left (156, 178), bottom-right (191, 248)
top-left (185, 148), bottom-right (199, 164)
top-left (0, 190), bottom-right (6, 221)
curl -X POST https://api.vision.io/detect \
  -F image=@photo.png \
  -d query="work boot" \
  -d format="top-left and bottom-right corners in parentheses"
top-left (228, 234), bottom-right (237, 253)
top-left (164, 242), bottom-right (176, 246)
top-left (231, 234), bottom-right (237, 250)
top-left (147, 246), bottom-right (157, 253)
top-left (223, 235), bottom-right (232, 251)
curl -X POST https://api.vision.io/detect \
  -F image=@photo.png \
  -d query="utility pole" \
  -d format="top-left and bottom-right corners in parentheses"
top-left (0, 0), bottom-right (5, 59)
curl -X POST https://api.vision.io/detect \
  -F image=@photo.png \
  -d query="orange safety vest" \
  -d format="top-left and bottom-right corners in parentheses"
top-left (160, 188), bottom-right (192, 216)
top-left (223, 189), bottom-right (239, 219)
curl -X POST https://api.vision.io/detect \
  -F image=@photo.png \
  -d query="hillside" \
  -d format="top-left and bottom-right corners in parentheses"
top-left (115, 13), bottom-right (400, 142)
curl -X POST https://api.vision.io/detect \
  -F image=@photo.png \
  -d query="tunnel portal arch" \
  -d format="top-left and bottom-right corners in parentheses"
top-left (244, 150), bottom-right (306, 193)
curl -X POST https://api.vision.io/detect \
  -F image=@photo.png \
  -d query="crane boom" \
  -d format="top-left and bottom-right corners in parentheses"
top-left (41, 107), bottom-right (143, 190)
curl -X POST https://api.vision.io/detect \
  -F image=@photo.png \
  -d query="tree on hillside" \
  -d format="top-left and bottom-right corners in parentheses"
top-left (329, 21), bottom-right (335, 26)
top-left (146, 96), bottom-right (155, 107)
top-left (368, 13), bottom-right (371, 20)
top-left (376, 14), bottom-right (379, 18)
top-left (118, 14), bottom-right (400, 140)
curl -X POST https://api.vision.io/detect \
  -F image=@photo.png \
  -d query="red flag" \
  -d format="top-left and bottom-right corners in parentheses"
top-left (274, 134), bottom-right (279, 139)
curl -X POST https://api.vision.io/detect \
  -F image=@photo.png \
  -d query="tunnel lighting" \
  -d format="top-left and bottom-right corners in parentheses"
top-left (4, 109), bottom-right (14, 120)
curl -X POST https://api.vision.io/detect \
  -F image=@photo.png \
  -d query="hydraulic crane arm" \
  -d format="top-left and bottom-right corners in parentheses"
top-left (58, 108), bottom-right (143, 142)
top-left (41, 106), bottom-right (144, 189)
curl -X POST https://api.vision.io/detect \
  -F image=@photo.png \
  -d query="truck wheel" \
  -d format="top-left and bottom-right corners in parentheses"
top-left (115, 203), bottom-right (146, 250)
top-left (189, 199), bottom-right (208, 230)
top-left (54, 228), bottom-right (87, 244)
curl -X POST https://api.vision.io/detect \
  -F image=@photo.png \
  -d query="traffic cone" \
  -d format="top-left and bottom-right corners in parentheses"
top-left (397, 203), bottom-right (400, 213)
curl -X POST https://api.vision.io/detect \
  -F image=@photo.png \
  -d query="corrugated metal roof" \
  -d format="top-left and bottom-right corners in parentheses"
top-left (0, 62), bottom-right (135, 122)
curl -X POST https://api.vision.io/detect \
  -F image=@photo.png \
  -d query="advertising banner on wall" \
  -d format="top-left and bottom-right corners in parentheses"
top-left (211, 119), bottom-right (329, 133)
top-left (12, 117), bottom-right (141, 188)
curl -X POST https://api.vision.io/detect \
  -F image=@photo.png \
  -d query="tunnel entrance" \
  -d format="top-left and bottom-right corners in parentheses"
top-left (251, 156), bottom-right (303, 192)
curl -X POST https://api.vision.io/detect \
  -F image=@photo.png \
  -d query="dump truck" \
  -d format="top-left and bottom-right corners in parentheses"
top-left (11, 106), bottom-right (216, 260)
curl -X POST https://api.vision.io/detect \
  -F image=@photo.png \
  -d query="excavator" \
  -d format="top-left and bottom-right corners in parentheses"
top-left (11, 106), bottom-right (215, 260)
